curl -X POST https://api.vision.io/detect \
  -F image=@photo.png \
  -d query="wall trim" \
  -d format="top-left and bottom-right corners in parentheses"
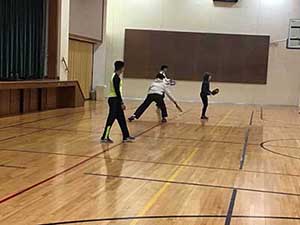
top-left (69, 33), bottom-right (101, 44)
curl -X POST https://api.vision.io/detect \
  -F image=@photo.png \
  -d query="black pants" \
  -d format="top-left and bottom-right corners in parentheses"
top-left (156, 93), bottom-right (165, 108)
top-left (101, 97), bottom-right (130, 140)
top-left (135, 94), bottom-right (167, 119)
top-left (200, 94), bottom-right (208, 117)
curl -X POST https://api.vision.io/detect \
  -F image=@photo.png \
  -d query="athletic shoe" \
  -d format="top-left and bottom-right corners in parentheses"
top-left (161, 118), bottom-right (167, 123)
top-left (100, 138), bottom-right (114, 143)
top-left (123, 136), bottom-right (135, 143)
top-left (128, 115), bottom-right (136, 122)
top-left (201, 116), bottom-right (209, 120)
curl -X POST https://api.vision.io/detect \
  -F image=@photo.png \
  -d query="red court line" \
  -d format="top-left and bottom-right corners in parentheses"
top-left (0, 148), bottom-right (89, 158)
top-left (0, 128), bottom-right (47, 143)
top-left (0, 107), bottom-right (194, 204)
top-left (22, 126), bottom-right (97, 134)
top-left (0, 123), bottom-right (161, 205)
top-left (0, 164), bottom-right (26, 169)
top-left (0, 113), bottom-right (103, 143)
top-left (0, 109), bottom-right (87, 130)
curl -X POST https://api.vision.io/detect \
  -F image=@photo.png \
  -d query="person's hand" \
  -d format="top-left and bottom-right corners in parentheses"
top-left (121, 104), bottom-right (126, 111)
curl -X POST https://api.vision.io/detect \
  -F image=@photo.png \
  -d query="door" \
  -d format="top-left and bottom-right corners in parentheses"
top-left (68, 39), bottom-right (93, 99)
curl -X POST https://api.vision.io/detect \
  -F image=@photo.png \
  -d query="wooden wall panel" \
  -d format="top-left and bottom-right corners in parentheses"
top-left (29, 89), bottom-right (39, 112)
top-left (0, 90), bottom-right (10, 116)
top-left (22, 89), bottom-right (31, 113)
top-left (9, 90), bottom-right (21, 114)
top-left (124, 29), bottom-right (270, 84)
top-left (0, 81), bottom-right (85, 117)
top-left (46, 88), bottom-right (57, 110)
top-left (68, 39), bottom-right (93, 98)
top-left (56, 87), bottom-right (75, 108)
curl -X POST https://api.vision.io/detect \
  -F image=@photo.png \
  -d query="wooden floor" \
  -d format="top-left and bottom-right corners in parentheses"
top-left (1, 100), bottom-right (300, 225)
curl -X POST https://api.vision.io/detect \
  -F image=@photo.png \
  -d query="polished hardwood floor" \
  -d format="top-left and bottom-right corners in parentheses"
top-left (1, 100), bottom-right (300, 225)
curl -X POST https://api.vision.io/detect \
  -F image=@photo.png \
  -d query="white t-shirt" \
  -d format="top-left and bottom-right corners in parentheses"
top-left (148, 78), bottom-right (176, 102)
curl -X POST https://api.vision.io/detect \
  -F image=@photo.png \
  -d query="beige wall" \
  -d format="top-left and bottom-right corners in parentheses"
top-left (93, 0), bottom-right (107, 88)
top-left (70, 0), bottom-right (104, 41)
top-left (68, 0), bottom-right (107, 88)
top-left (58, 0), bottom-right (70, 81)
top-left (106, 0), bottom-right (300, 105)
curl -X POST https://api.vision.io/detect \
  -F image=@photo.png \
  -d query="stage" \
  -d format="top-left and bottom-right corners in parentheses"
top-left (0, 80), bottom-right (85, 117)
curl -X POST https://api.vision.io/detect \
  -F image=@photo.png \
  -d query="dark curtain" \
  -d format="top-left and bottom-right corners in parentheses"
top-left (0, 0), bottom-right (47, 81)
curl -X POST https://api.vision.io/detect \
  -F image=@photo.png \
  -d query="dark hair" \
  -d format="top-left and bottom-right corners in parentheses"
top-left (160, 65), bottom-right (168, 70)
top-left (156, 73), bottom-right (165, 80)
top-left (203, 72), bottom-right (211, 82)
top-left (114, 61), bottom-right (125, 71)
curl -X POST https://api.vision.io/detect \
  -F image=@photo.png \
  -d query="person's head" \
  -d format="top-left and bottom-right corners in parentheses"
top-left (160, 65), bottom-right (168, 73)
top-left (156, 73), bottom-right (165, 80)
top-left (203, 72), bottom-right (212, 82)
top-left (114, 61), bottom-right (125, 74)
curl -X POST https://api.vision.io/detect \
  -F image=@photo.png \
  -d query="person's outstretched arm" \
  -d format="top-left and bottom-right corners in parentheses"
top-left (165, 86), bottom-right (176, 103)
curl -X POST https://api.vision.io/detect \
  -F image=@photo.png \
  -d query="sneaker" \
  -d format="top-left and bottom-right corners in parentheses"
top-left (161, 118), bottom-right (167, 123)
top-left (100, 138), bottom-right (114, 143)
top-left (123, 136), bottom-right (135, 143)
top-left (201, 116), bottom-right (209, 120)
top-left (128, 115), bottom-right (136, 122)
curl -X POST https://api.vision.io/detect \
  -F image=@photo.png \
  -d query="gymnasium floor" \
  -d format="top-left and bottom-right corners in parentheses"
top-left (1, 100), bottom-right (300, 225)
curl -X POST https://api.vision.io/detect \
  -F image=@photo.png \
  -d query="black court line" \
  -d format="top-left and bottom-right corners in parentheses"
top-left (266, 144), bottom-right (300, 150)
top-left (19, 130), bottom-right (246, 146)
top-left (99, 156), bottom-right (300, 178)
top-left (262, 118), bottom-right (300, 128)
top-left (40, 214), bottom-right (300, 225)
top-left (0, 164), bottom-right (26, 169)
top-left (224, 189), bottom-right (237, 225)
top-left (249, 111), bottom-right (254, 126)
top-left (260, 124), bottom-right (300, 130)
top-left (239, 111), bottom-right (253, 170)
top-left (142, 135), bottom-right (245, 146)
top-left (85, 173), bottom-right (300, 197)
top-left (0, 108), bottom-right (194, 204)
top-left (3, 147), bottom-right (300, 178)
top-left (0, 122), bottom-right (162, 204)
top-left (261, 140), bottom-right (300, 161)
top-left (239, 128), bottom-right (250, 170)
top-left (260, 107), bottom-right (300, 128)
top-left (39, 215), bottom-right (227, 225)
top-left (22, 120), bottom-right (171, 135)
top-left (233, 110), bottom-right (251, 225)
top-left (233, 215), bottom-right (300, 220)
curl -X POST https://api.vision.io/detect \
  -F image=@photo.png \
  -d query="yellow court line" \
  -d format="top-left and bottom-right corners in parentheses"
top-left (129, 110), bottom-right (233, 225)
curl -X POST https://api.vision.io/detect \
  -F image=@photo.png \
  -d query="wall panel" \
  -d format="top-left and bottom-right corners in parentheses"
top-left (124, 29), bottom-right (270, 84)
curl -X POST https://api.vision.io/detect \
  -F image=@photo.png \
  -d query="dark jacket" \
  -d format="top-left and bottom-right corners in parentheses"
top-left (201, 80), bottom-right (211, 96)
top-left (112, 74), bottom-right (123, 103)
